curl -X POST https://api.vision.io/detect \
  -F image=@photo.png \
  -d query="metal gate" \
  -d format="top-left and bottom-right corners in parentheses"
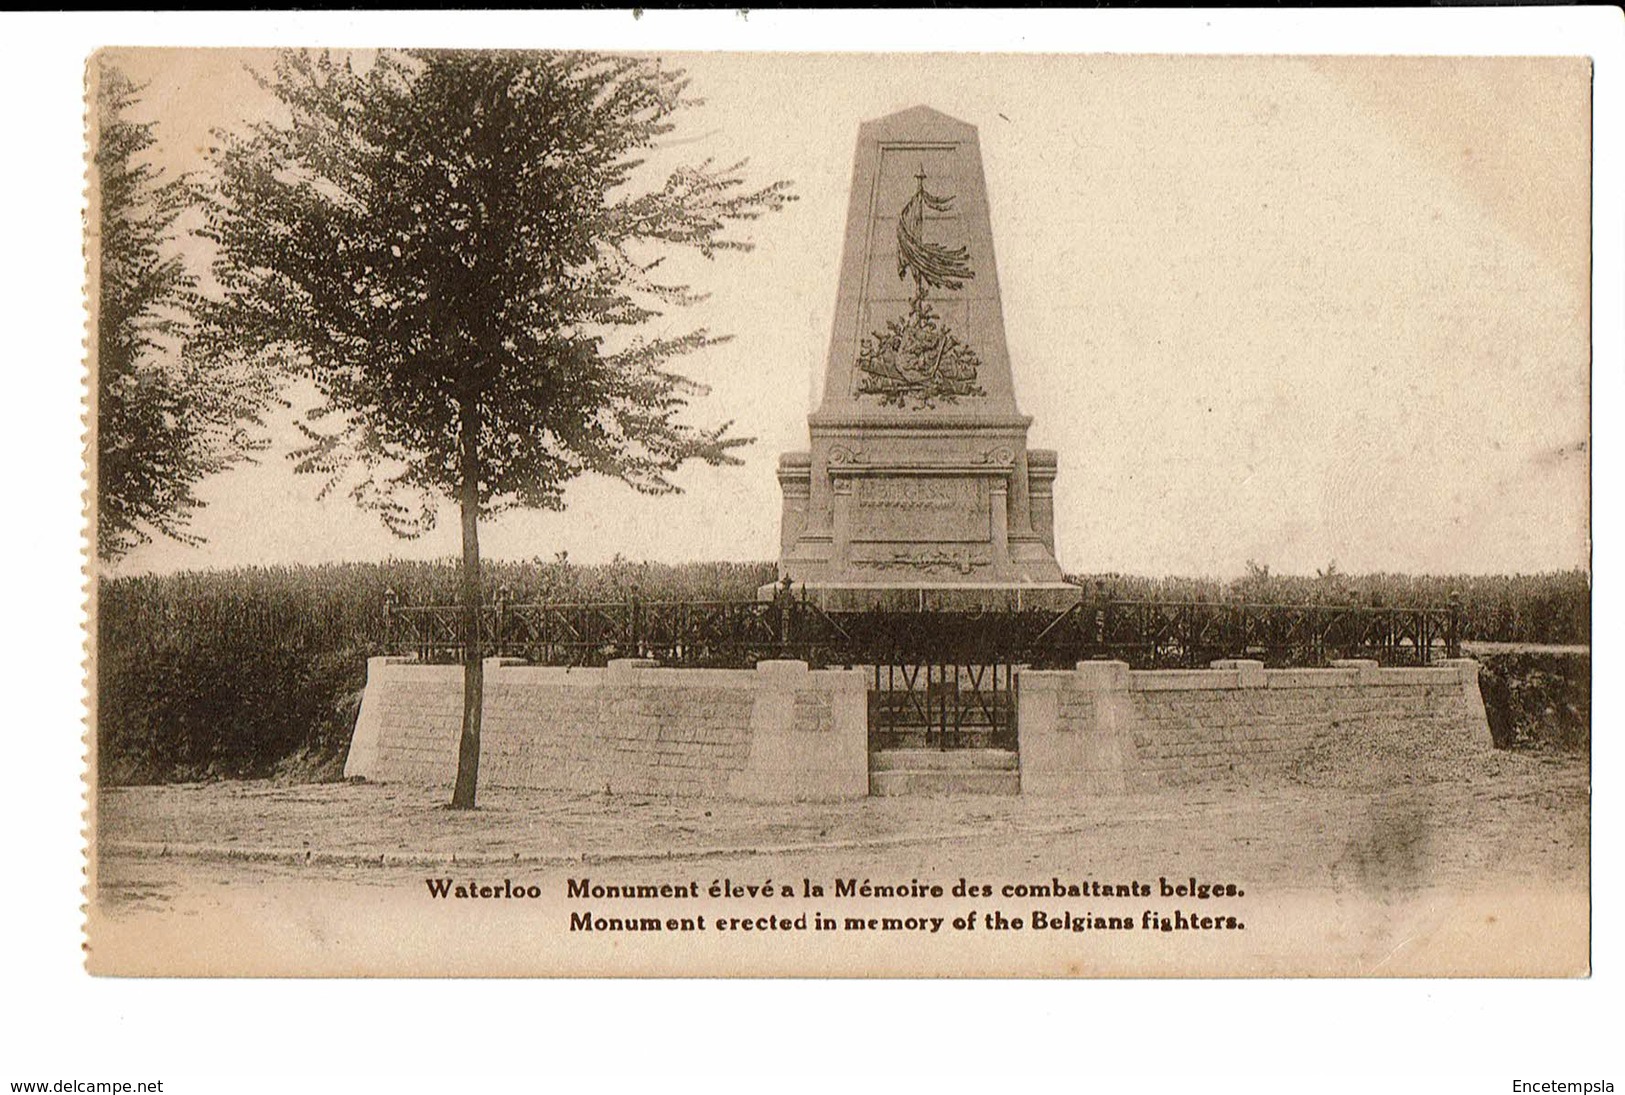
top-left (868, 661), bottom-right (1018, 751)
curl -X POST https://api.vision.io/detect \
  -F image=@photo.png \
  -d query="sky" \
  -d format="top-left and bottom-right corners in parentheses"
top-left (101, 50), bottom-right (1592, 579)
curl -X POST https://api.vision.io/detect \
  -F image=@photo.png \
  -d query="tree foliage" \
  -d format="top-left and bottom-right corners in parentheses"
top-left (197, 48), bottom-right (794, 806)
top-left (94, 62), bottom-right (269, 561)
top-left (198, 49), bottom-right (794, 534)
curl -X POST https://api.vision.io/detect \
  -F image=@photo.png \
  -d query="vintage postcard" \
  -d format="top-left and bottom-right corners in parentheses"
top-left (84, 47), bottom-right (1591, 978)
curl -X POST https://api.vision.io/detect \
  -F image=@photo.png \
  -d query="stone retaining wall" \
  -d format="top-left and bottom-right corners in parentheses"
top-left (1017, 658), bottom-right (1491, 795)
top-left (344, 657), bottom-right (868, 801)
top-left (348, 655), bottom-right (1492, 800)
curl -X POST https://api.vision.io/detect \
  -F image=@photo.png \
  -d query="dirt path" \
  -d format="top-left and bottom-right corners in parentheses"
top-left (98, 749), bottom-right (1588, 886)
top-left (88, 749), bottom-right (1589, 977)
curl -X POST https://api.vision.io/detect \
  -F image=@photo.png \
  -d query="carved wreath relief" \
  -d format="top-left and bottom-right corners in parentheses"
top-left (856, 169), bottom-right (986, 409)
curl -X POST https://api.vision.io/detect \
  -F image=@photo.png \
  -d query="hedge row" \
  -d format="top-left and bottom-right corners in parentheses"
top-left (1079, 569), bottom-right (1590, 646)
top-left (95, 558), bottom-right (775, 784)
top-left (1476, 651), bottom-right (1590, 753)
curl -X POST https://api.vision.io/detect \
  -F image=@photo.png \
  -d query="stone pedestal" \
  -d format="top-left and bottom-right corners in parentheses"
top-left (771, 105), bottom-right (1070, 609)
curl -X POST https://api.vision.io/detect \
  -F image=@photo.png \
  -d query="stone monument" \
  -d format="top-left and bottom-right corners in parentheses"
top-left (771, 105), bottom-right (1074, 610)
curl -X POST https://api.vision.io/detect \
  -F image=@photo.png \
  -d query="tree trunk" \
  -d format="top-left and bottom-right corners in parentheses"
top-left (449, 396), bottom-right (484, 810)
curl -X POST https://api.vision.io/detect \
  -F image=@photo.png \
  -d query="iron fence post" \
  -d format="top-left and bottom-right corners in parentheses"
top-left (383, 587), bottom-right (398, 655)
top-left (776, 575), bottom-right (794, 652)
top-left (1448, 590), bottom-right (1462, 660)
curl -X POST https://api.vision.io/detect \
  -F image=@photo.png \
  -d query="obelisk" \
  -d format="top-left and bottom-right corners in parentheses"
top-left (771, 105), bottom-right (1071, 611)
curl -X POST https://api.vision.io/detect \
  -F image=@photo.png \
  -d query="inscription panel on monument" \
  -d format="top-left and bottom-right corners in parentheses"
top-left (850, 476), bottom-right (987, 542)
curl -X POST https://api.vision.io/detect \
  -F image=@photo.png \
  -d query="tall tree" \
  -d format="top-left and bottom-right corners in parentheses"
top-left (199, 49), bottom-right (794, 807)
top-left (93, 61), bottom-right (269, 561)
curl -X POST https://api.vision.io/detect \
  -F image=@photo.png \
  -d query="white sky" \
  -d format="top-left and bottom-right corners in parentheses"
top-left (105, 50), bottom-right (1592, 578)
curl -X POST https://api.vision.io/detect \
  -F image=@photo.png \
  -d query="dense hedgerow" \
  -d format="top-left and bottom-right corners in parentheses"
top-left (95, 558), bottom-right (775, 784)
top-left (1074, 568), bottom-right (1590, 647)
top-left (96, 560), bottom-right (1587, 784)
top-left (1476, 651), bottom-right (1590, 753)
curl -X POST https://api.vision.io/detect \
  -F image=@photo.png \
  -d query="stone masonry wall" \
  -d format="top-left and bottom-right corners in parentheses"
top-left (348, 655), bottom-right (1491, 800)
top-left (1018, 658), bottom-right (1491, 795)
top-left (345, 657), bottom-right (868, 801)
top-left (483, 664), bottom-right (755, 797)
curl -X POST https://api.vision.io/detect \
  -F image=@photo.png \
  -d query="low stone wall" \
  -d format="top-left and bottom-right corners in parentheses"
top-left (344, 657), bottom-right (868, 801)
top-left (1017, 658), bottom-right (1491, 795)
top-left (349, 654), bottom-right (1492, 800)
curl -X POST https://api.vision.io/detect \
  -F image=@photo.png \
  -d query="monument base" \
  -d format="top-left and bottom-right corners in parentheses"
top-left (757, 579), bottom-right (1083, 613)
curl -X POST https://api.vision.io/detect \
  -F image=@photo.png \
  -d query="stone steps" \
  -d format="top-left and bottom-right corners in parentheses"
top-left (870, 748), bottom-right (1019, 771)
top-left (869, 748), bottom-right (1020, 796)
top-left (871, 729), bottom-right (1009, 750)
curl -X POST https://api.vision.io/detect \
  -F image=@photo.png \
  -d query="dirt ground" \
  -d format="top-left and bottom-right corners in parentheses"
top-left (87, 746), bottom-right (1589, 978)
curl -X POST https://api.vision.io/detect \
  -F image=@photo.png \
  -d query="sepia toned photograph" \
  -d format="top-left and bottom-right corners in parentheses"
top-left (84, 46), bottom-right (1591, 978)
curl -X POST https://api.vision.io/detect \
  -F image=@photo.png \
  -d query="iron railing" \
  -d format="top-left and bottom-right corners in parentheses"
top-left (382, 585), bottom-right (1461, 670)
top-left (1022, 596), bottom-right (1458, 668)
